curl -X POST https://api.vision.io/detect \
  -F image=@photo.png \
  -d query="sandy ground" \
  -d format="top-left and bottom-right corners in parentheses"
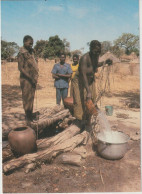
top-left (2, 59), bottom-right (141, 192)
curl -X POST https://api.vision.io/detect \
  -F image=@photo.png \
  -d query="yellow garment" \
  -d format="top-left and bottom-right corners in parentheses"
top-left (71, 64), bottom-right (79, 78)
top-left (72, 70), bottom-right (96, 120)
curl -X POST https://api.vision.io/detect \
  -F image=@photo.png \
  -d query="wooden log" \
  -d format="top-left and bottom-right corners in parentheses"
top-left (55, 145), bottom-right (87, 166)
top-left (30, 109), bottom-right (70, 134)
top-left (3, 130), bottom-right (88, 174)
top-left (55, 153), bottom-right (82, 166)
top-left (58, 116), bottom-right (76, 129)
top-left (2, 144), bottom-right (14, 162)
top-left (2, 105), bottom-right (68, 140)
top-left (72, 146), bottom-right (87, 159)
top-left (2, 122), bottom-right (80, 162)
top-left (36, 124), bottom-right (81, 150)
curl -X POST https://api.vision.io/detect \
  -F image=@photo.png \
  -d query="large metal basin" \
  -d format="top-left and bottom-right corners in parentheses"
top-left (97, 131), bottom-right (130, 160)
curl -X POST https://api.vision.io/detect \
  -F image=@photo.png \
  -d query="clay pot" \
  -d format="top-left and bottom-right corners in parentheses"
top-left (8, 126), bottom-right (37, 156)
top-left (64, 97), bottom-right (73, 112)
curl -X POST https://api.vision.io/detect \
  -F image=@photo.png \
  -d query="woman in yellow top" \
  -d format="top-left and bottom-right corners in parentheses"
top-left (70, 54), bottom-right (79, 96)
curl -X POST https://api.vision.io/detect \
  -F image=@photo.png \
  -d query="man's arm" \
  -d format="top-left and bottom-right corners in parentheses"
top-left (98, 61), bottom-right (104, 67)
top-left (98, 59), bottom-right (113, 67)
top-left (56, 64), bottom-right (72, 79)
top-left (79, 56), bottom-right (91, 100)
top-left (57, 74), bottom-right (72, 78)
top-left (51, 64), bottom-right (59, 80)
top-left (52, 74), bottom-right (60, 79)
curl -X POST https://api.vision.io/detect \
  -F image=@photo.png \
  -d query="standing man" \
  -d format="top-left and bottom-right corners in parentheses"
top-left (51, 53), bottom-right (72, 105)
top-left (18, 35), bottom-right (39, 122)
top-left (72, 40), bottom-right (112, 127)
top-left (70, 54), bottom-right (79, 97)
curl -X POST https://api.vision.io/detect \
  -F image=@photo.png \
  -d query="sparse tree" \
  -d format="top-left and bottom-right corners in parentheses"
top-left (1, 40), bottom-right (19, 60)
top-left (34, 40), bottom-right (48, 58)
top-left (71, 49), bottom-right (82, 57)
top-left (114, 33), bottom-right (139, 55)
top-left (63, 38), bottom-right (70, 56)
top-left (111, 45), bottom-right (124, 58)
top-left (43, 35), bottom-right (65, 59)
top-left (101, 41), bottom-right (112, 55)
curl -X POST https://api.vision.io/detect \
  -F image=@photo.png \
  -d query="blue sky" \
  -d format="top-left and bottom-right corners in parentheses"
top-left (1, 0), bottom-right (139, 53)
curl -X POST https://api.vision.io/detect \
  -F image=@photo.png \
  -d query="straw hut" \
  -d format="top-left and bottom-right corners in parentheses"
top-left (120, 52), bottom-right (138, 63)
top-left (99, 51), bottom-right (120, 64)
top-left (120, 54), bottom-right (132, 62)
top-left (129, 55), bottom-right (140, 76)
top-left (130, 57), bottom-right (139, 64)
top-left (96, 52), bottom-right (120, 76)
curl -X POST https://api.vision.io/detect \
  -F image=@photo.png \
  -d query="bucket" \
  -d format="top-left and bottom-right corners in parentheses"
top-left (105, 105), bottom-right (113, 116)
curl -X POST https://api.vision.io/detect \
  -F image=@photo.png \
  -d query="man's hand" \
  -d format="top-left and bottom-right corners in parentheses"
top-left (56, 73), bottom-right (61, 77)
top-left (105, 59), bottom-right (113, 66)
top-left (57, 73), bottom-right (71, 79)
top-left (31, 78), bottom-right (37, 88)
top-left (32, 78), bottom-right (37, 84)
top-left (52, 74), bottom-right (60, 79)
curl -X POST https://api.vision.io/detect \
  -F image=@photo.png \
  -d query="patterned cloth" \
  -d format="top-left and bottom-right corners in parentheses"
top-left (20, 78), bottom-right (36, 117)
top-left (18, 47), bottom-right (38, 119)
top-left (70, 63), bottom-right (79, 96)
top-left (18, 47), bottom-right (38, 82)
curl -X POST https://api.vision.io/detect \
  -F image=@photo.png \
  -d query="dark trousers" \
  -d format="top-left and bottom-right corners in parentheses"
top-left (56, 88), bottom-right (68, 105)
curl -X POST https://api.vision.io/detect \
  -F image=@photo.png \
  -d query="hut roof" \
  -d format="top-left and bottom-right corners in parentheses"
top-left (120, 54), bottom-right (132, 60)
top-left (130, 58), bottom-right (139, 63)
top-left (99, 51), bottom-right (120, 63)
top-left (121, 53), bottom-right (138, 62)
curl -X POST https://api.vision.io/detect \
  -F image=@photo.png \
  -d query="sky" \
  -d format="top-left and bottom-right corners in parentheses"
top-left (1, 0), bottom-right (140, 53)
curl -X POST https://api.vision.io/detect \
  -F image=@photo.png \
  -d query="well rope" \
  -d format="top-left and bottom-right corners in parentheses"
top-left (96, 63), bottom-right (112, 106)
top-left (35, 88), bottom-right (39, 139)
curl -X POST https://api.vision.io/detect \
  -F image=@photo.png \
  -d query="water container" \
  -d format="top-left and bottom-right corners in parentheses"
top-left (105, 105), bottom-right (113, 116)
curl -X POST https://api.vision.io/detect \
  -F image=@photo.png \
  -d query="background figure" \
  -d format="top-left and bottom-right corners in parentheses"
top-left (72, 40), bottom-right (112, 127)
top-left (18, 35), bottom-right (39, 122)
top-left (70, 54), bottom-right (79, 97)
top-left (51, 53), bottom-right (72, 105)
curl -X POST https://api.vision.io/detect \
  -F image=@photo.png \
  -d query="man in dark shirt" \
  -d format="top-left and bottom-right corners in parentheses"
top-left (18, 35), bottom-right (39, 122)
top-left (51, 53), bottom-right (72, 105)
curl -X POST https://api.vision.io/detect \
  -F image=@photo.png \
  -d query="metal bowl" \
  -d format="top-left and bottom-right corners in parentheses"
top-left (97, 131), bottom-right (130, 160)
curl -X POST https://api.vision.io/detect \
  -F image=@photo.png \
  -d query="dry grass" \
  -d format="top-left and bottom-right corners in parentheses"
top-left (2, 59), bottom-right (140, 114)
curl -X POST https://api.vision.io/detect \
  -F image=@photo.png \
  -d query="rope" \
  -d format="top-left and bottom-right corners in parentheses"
top-left (96, 63), bottom-right (112, 105)
top-left (35, 88), bottom-right (39, 139)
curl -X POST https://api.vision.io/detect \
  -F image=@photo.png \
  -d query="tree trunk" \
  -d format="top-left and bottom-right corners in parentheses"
top-left (2, 115), bottom-right (77, 162)
top-left (2, 144), bottom-right (15, 163)
top-left (30, 109), bottom-right (70, 135)
top-left (2, 105), bottom-right (70, 140)
top-left (3, 126), bottom-right (89, 174)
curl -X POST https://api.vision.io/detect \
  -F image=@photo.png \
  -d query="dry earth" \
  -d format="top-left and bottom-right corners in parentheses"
top-left (2, 59), bottom-right (141, 193)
